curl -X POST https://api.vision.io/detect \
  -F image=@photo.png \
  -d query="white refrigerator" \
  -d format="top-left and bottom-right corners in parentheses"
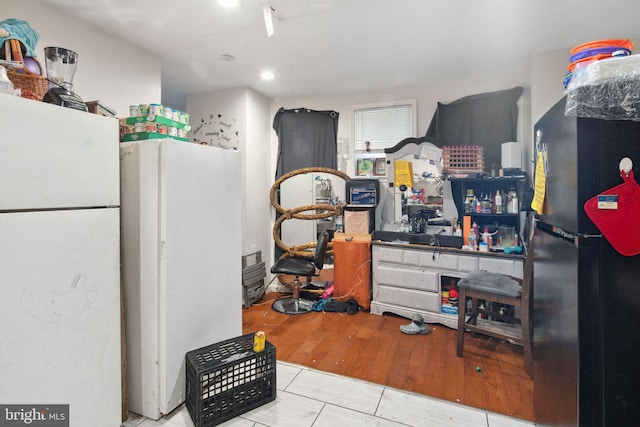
top-left (0, 95), bottom-right (122, 426)
top-left (120, 139), bottom-right (242, 419)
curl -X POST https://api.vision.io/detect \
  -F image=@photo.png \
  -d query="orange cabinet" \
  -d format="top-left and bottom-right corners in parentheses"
top-left (332, 234), bottom-right (371, 310)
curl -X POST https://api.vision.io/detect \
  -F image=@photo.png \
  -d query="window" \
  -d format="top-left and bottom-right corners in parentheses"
top-left (351, 99), bottom-right (416, 176)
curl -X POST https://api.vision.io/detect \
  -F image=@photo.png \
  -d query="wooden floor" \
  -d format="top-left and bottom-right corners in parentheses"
top-left (242, 293), bottom-right (535, 422)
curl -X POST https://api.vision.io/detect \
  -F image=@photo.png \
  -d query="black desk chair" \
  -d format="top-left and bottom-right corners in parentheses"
top-left (270, 231), bottom-right (329, 315)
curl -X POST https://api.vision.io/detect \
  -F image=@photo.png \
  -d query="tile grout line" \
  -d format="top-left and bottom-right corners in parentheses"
top-left (309, 402), bottom-right (327, 427)
top-left (376, 387), bottom-right (416, 427)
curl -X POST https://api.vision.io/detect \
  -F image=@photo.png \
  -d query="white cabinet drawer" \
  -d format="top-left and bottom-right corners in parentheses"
top-left (418, 251), bottom-right (458, 270)
top-left (376, 285), bottom-right (440, 312)
top-left (374, 264), bottom-right (439, 292)
top-left (478, 257), bottom-right (522, 279)
top-left (374, 246), bottom-right (403, 263)
top-left (457, 255), bottom-right (479, 272)
top-left (403, 249), bottom-right (420, 265)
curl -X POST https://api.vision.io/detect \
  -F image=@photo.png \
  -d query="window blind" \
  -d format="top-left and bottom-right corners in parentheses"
top-left (354, 104), bottom-right (413, 151)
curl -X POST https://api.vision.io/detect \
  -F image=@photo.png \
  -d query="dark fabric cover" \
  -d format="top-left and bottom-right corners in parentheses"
top-left (425, 87), bottom-right (523, 172)
top-left (458, 269), bottom-right (521, 298)
top-left (273, 107), bottom-right (339, 179)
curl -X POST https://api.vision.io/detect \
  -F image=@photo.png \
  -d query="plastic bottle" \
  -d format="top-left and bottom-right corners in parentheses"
top-left (511, 192), bottom-right (518, 213)
top-left (454, 219), bottom-right (462, 237)
top-left (448, 279), bottom-right (459, 308)
top-left (469, 222), bottom-right (479, 250)
top-left (464, 190), bottom-right (474, 213)
top-left (400, 214), bottom-right (409, 233)
top-left (482, 194), bottom-right (491, 213)
top-left (482, 227), bottom-right (492, 245)
top-left (467, 231), bottom-right (476, 251)
top-left (503, 191), bottom-right (509, 214)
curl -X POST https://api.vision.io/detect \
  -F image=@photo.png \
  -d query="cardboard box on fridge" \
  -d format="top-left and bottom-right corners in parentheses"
top-left (85, 100), bottom-right (117, 117)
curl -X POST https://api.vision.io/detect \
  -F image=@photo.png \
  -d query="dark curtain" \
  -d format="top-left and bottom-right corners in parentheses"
top-left (273, 107), bottom-right (339, 179)
top-left (426, 87), bottom-right (523, 171)
top-left (272, 107), bottom-right (339, 261)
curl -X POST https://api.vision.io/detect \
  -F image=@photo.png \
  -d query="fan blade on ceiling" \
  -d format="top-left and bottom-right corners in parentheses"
top-left (260, 0), bottom-right (274, 37)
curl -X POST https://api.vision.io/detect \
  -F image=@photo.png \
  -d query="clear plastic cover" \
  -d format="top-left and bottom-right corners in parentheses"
top-left (0, 65), bottom-right (14, 95)
top-left (565, 55), bottom-right (640, 121)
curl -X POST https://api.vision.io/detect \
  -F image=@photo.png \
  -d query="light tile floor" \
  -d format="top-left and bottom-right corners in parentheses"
top-left (122, 362), bottom-right (536, 427)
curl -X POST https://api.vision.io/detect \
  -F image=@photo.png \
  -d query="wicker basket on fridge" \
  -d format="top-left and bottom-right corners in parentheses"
top-left (2, 38), bottom-right (49, 101)
top-left (6, 57), bottom-right (48, 101)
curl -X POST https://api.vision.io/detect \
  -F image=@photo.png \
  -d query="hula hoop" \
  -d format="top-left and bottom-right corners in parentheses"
top-left (567, 53), bottom-right (611, 72)
top-left (563, 72), bottom-right (573, 88)
top-left (570, 46), bottom-right (631, 62)
top-left (571, 39), bottom-right (633, 55)
top-left (270, 167), bottom-right (350, 259)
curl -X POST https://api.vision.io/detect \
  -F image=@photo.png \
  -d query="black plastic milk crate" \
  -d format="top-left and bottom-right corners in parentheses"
top-left (185, 333), bottom-right (277, 427)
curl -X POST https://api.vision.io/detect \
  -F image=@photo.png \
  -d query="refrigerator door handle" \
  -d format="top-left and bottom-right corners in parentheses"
top-left (546, 225), bottom-right (577, 241)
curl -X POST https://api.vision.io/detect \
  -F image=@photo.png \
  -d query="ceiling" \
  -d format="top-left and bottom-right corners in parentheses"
top-left (36, 0), bottom-right (640, 107)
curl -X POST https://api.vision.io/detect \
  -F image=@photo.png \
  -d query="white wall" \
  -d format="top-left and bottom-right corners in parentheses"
top-left (186, 88), bottom-right (272, 259)
top-left (245, 89), bottom-right (273, 259)
top-left (4, 0), bottom-right (161, 116)
top-left (531, 48), bottom-right (572, 126)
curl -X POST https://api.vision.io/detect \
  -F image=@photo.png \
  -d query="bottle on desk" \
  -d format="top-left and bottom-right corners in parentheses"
top-left (495, 191), bottom-right (503, 214)
top-left (468, 229), bottom-right (477, 251)
top-left (400, 214), bottom-right (409, 233)
top-left (482, 227), bottom-right (492, 247)
top-left (510, 192), bottom-right (519, 213)
top-left (453, 219), bottom-right (462, 237)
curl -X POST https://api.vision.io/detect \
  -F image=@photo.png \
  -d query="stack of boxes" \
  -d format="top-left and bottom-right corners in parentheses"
top-left (120, 103), bottom-right (191, 142)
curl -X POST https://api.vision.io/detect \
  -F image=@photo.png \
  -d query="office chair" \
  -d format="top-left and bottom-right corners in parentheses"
top-left (270, 231), bottom-right (329, 315)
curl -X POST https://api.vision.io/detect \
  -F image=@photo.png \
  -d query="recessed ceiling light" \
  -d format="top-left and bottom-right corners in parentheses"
top-left (218, 0), bottom-right (240, 8)
top-left (219, 54), bottom-right (236, 62)
top-left (260, 71), bottom-right (274, 80)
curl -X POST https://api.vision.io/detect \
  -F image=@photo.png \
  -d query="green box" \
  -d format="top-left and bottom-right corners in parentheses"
top-left (125, 114), bottom-right (188, 129)
top-left (122, 132), bottom-right (189, 143)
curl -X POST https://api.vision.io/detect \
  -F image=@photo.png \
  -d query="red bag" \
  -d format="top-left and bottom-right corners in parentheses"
top-left (584, 170), bottom-right (640, 256)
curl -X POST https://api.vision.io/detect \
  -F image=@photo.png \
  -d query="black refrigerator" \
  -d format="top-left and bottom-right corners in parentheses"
top-left (533, 97), bottom-right (640, 426)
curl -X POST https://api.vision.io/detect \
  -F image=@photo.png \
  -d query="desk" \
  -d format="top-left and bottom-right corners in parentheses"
top-left (371, 241), bottom-right (524, 328)
top-left (332, 233), bottom-right (371, 310)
